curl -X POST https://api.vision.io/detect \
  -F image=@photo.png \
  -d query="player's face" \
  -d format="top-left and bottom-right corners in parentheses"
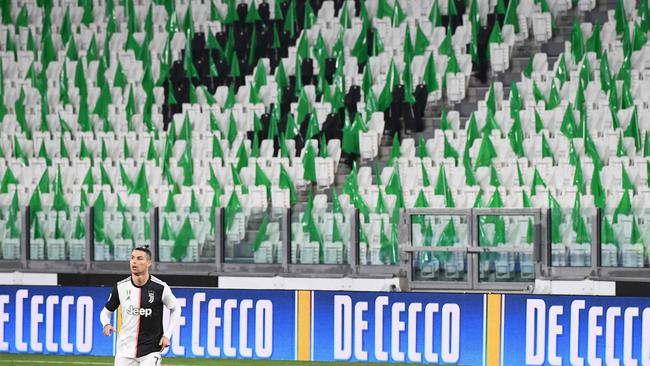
top-left (130, 250), bottom-right (150, 275)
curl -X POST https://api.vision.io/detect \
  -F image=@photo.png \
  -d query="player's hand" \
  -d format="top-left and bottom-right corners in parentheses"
top-left (159, 336), bottom-right (170, 351)
top-left (103, 324), bottom-right (115, 336)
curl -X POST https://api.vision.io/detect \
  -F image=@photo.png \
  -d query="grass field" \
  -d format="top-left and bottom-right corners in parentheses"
top-left (0, 354), bottom-right (401, 365)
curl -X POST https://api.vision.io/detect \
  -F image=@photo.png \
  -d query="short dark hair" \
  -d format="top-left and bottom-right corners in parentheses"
top-left (133, 246), bottom-right (152, 260)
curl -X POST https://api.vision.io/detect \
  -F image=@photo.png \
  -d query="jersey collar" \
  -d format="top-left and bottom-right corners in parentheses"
top-left (131, 274), bottom-right (150, 288)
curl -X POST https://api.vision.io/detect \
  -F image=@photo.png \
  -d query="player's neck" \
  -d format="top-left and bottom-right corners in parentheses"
top-left (132, 272), bottom-right (149, 287)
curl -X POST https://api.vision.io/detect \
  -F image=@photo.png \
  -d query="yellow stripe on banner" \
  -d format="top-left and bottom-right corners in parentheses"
top-left (486, 294), bottom-right (502, 366)
top-left (297, 290), bottom-right (312, 361)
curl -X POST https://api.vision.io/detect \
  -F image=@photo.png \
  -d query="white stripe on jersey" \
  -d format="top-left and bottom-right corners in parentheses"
top-left (150, 276), bottom-right (166, 286)
top-left (116, 283), bottom-right (142, 358)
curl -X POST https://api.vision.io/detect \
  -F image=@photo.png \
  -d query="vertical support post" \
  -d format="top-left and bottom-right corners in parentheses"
top-left (349, 208), bottom-right (359, 274)
top-left (469, 209), bottom-right (478, 288)
top-left (403, 209), bottom-right (413, 285)
top-left (534, 210), bottom-right (543, 279)
top-left (538, 208), bottom-right (551, 277)
top-left (592, 208), bottom-right (602, 275)
top-left (150, 207), bottom-right (159, 270)
top-left (89, 206), bottom-right (96, 262)
top-left (215, 207), bottom-right (224, 272)
top-left (282, 208), bottom-right (291, 273)
top-left (21, 206), bottom-right (30, 268)
top-left (85, 207), bottom-right (93, 269)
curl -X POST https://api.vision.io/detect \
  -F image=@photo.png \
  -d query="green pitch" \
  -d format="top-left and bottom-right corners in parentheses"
top-left (0, 354), bottom-right (401, 365)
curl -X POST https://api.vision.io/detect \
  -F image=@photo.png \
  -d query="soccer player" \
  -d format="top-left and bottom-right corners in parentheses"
top-left (100, 246), bottom-right (181, 366)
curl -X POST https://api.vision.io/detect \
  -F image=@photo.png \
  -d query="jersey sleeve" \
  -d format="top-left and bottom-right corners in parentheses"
top-left (162, 284), bottom-right (181, 339)
top-left (161, 284), bottom-right (178, 310)
top-left (104, 284), bottom-right (120, 311)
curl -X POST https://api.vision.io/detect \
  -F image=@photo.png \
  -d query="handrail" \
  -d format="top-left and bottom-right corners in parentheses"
top-left (6, 206), bottom-right (650, 286)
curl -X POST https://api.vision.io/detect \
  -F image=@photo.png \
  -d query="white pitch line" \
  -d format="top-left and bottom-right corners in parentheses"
top-left (0, 361), bottom-right (111, 365)
top-left (0, 361), bottom-right (201, 366)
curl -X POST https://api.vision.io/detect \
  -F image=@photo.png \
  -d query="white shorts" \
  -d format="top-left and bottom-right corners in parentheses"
top-left (115, 352), bottom-right (162, 366)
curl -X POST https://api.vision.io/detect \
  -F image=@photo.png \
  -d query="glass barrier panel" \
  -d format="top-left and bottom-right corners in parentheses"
top-left (30, 206), bottom-right (86, 261)
top-left (0, 205), bottom-right (21, 260)
top-left (548, 208), bottom-right (593, 268)
top-left (358, 210), bottom-right (401, 265)
top-left (93, 206), bottom-right (151, 262)
top-left (159, 207), bottom-right (217, 263)
top-left (410, 214), bottom-right (469, 281)
top-left (291, 206), bottom-right (354, 265)
top-left (224, 207), bottom-right (282, 264)
top-left (601, 208), bottom-right (648, 268)
top-left (477, 214), bottom-right (536, 282)
top-left (413, 250), bottom-right (469, 282)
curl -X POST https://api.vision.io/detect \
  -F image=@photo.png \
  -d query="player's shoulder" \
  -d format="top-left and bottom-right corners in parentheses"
top-left (116, 276), bottom-right (131, 286)
top-left (150, 275), bottom-right (168, 289)
top-left (111, 277), bottom-right (132, 294)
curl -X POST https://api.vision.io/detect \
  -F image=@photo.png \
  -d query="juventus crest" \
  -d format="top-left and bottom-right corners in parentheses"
top-left (148, 290), bottom-right (155, 303)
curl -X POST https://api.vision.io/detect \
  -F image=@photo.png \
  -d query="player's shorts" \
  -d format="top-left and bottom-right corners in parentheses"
top-left (115, 352), bottom-right (162, 366)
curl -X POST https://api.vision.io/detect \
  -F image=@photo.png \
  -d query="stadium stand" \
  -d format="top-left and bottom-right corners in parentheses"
top-left (0, 0), bottom-right (648, 290)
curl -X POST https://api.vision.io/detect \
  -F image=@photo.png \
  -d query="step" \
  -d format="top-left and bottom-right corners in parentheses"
top-left (334, 0), bottom-right (617, 194)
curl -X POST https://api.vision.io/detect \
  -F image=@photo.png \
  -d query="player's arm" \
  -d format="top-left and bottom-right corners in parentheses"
top-left (159, 285), bottom-right (180, 350)
top-left (100, 285), bottom-right (120, 336)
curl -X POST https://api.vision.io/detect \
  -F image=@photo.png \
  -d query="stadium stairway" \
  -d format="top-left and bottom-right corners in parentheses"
top-left (331, 0), bottom-right (617, 243)
top-left (372, 0), bottom-right (614, 163)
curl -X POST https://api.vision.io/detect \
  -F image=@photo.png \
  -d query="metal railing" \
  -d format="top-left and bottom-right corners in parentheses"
top-left (1, 205), bottom-right (649, 290)
top-left (401, 208), bottom-right (541, 291)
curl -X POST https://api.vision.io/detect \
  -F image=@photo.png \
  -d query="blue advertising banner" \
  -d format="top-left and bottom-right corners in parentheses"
top-left (11, 286), bottom-right (650, 364)
top-left (0, 286), bottom-right (112, 355)
top-left (0, 286), bottom-right (296, 360)
top-left (311, 291), bottom-right (486, 364)
top-left (160, 288), bottom-right (296, 359)
top-left (502, 295), bottom-right (650, 366)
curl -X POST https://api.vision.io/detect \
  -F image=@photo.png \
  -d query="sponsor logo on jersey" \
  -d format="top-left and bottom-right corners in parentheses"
top-left (148, 290), bottom-right (155, 304)
top-left (126, 305), bottom-right (153, 317)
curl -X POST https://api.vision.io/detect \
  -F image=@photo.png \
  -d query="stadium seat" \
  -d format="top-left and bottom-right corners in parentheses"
top-left (2, 0), bottom-right (648, 276)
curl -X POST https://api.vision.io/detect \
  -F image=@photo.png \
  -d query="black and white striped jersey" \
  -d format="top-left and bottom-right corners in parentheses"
top-left (101, 275), bottom-right (179, 358)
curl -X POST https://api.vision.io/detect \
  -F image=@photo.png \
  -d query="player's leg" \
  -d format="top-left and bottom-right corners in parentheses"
top-left (114, 355), bottom-right (139, 366)
top-left (137, 351), bottom-right (162, 366)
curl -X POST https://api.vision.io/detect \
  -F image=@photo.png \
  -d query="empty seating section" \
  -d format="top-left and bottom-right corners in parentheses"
top-left (0, 0), bottom-right (648, 279)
